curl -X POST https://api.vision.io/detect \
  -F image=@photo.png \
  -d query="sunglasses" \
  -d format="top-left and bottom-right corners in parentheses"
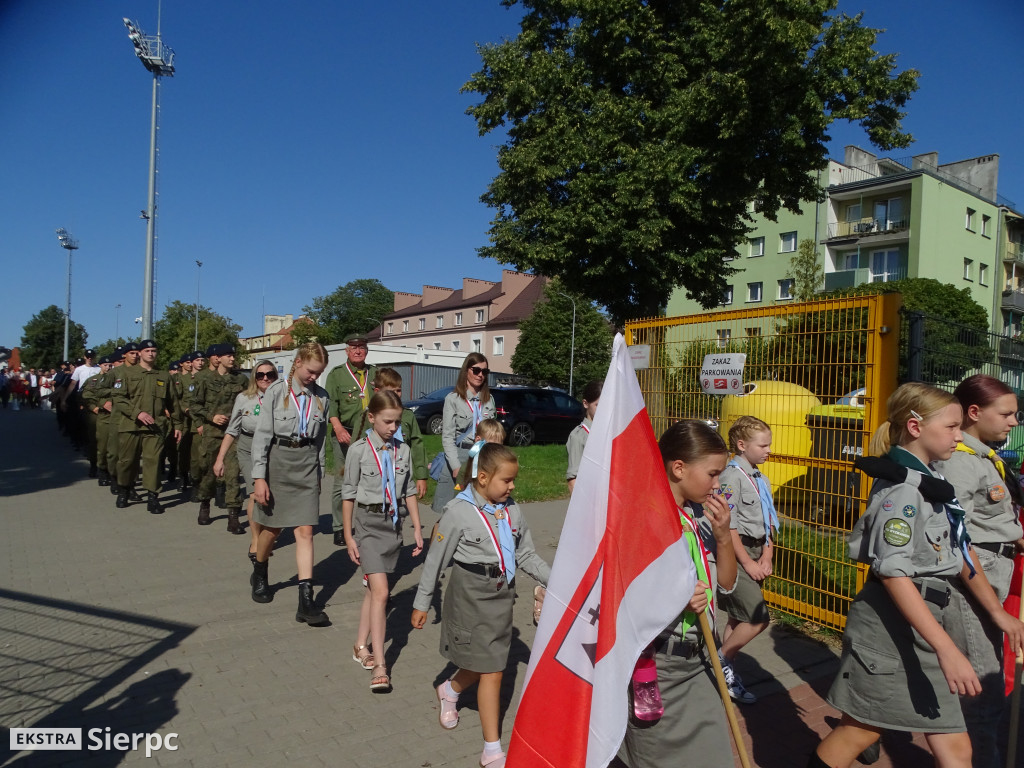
top-left (254, 370), bottom-right (278, 381)
top-left (469, 366), bottom-right (490, 376)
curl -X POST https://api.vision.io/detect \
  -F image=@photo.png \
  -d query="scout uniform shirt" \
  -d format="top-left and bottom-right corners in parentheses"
top-left (413, 486), bottom-right (550, 613)
top-left (113, 364), bottom-right (179, 434)
top-left (719, 455), bottom-right (770, 541)
top-left (325, 361), bottom-right (377, 431)
top-left (225, 391), bottom-right (262, 439)
top-left (341, 430), bottom-right (413, 508)
top-left (935, 431), bottom-right (1023, 546)
top-left (351, 406), bottom-right (429, 484)
top-left (250, 378), bottom-right (330, 482)
top-left (441, 390), bottom-right (497, 469)
top-left (565, 417), bottom-right (591, 481)
top-left (848, 449), bottom-right (964, 579)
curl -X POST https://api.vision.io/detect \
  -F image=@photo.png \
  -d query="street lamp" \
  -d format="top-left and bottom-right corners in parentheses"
top-left (555, 291), bottom-right (577, 397)
top-left (194, 260), bottom-right (202, 349)
top-left (55, 228), bottom-right (79, 362)
top-left (124, 10), bottom-right (175, 339)
top-left (115, 303), bottom-right (122, 340)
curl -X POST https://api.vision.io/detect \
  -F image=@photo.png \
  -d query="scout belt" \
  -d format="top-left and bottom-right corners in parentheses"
top-left (240, 429), bottom-right (255, 437)
top-left (456, 561), bottom-right (504, 580)
top-left (272, 437), bottom-right (312, 448)
top-left (655, 631), bottom-right (704, 659)
top-left (974, 541), bottom-right (1016, 559)
top-left (356, 503), bottom-right (386, 514)
top-left (740, 534), bottom-right (767, 547)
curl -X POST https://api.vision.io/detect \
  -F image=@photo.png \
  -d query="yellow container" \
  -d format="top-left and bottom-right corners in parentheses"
top-left (719, 380), bottom-right (821, 488)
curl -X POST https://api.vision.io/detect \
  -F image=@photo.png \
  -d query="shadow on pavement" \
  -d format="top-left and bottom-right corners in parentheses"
top-left (0, 411), bottom-right (86, 498)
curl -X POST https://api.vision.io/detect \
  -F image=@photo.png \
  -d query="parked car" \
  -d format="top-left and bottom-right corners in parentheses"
top-left (492, 387), bottom-right (584, 447)
top-left (406, 386), bottom-right (454, 435)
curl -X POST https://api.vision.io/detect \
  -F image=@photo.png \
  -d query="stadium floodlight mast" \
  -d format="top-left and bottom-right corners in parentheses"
top-left (194, 260), bottom-right (202, 349)
top-left (124, 8), bottom-right (174, 340)
top-left (55, 228), bottom-right (79, 363)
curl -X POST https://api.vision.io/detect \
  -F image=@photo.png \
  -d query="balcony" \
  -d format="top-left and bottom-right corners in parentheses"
top-left (1002, 288), bottom-right (1024, 312)
top-left (999, 337), bottom-right (1024, 361)
top-left (824, 268), bottom-right (908, 292)
top-left (826, 217), bottom-right (910, 240)
top-left (1005, 243), bottom-right (1024, 265)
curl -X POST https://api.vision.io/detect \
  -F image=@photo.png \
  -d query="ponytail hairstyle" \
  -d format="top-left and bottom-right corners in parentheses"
top-left (868, 382), bottom-right (959, 456)
top-left (456, 419), bottom-right (508, 488)
top-left (472, 443), bottom-right (518, 489)
top-left (659, 420), bottom-right (728, 467)
top-left (953, 374), bottom-right (1016, 427)
top-left (283, 343), bottom-right (328, 408)
top-left (727, 415), bottom-right (771, 454)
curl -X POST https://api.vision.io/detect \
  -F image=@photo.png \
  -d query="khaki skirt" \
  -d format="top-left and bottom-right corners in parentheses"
top-left (827, 578), bottom-right (965, 733)
top-left (353, 504), bottom-right (402, 575)
top-left (252, 443), bottom-right (320, 528)
top-left (718, 542), bottom-right (770, 624)
top-left (441, 561), bottom-right (515, 673)
top-left (432, 447), bottom-right (469, 514)
top-left (236, 433), bottom-right (254, 490)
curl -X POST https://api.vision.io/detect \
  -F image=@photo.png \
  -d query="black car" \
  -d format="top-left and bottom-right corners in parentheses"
top-left (406, 386), bottom-right (454, 435)
top-left (492, 387), bottom-right (583, 447)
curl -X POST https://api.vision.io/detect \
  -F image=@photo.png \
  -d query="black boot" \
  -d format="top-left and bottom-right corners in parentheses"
top-left (128, 488), bottom-right (144, 503)
top-left (215, 483), bottom-right (226, 509)
top-left (197, 499), bottom-right (212, 526)
top-left (97, 469), bottom-right (111, 487)
top-left (147, 492), bottom-right (164, 515)
top-left (251, 560), bottom-right (272, 603)
top-left (110, 481), bottom-right (121, 496)
top-left (226, 508), bottom-right (245, 535)
top-left (295, 581), bottom-right (328, 626)
top-left (115, 489), bottom-right (129, 509)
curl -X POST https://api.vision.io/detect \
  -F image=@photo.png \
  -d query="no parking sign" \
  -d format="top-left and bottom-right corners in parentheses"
top-left (699, 353), bottom-right (746, 395)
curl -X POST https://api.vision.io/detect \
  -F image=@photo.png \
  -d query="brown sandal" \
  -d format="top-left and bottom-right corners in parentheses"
top-left (352, 644), bottom-right (374, 670)
top-left (370, 665), bottom-right (391, 693)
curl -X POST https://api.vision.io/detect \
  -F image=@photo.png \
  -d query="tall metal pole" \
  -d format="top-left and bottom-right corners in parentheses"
top-left (142, 72), bottom-right (158, 339)
top-left (194, 260), bottom-right (202, 349)
top-left (56, 229), bottom-right (79, 362)
top-left (115, 304), bottom-right (122, 340)
top-left (556, 291), bottom-right (577, 396)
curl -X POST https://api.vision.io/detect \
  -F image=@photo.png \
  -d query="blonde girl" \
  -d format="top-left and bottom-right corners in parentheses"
top-left (616, 420), bottom-right (736, 768)
top-left (811, 382), bottom-right (987, 768)
top-left (249, 343), bottom-right (331, 626)
top-left (412, 443), bottom-right (550, 768)
top-left (342, 389), bottom-right (424, 693)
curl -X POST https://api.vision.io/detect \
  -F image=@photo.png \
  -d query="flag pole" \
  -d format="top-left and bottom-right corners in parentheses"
top-left (1006, 577), bottom-right (1024, 768)
top-left (698, 612), bottom-right (753, 768)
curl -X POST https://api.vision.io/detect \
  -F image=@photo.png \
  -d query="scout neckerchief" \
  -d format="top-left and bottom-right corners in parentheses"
top-left (887, 445), bottom-right (976, 577)
top-left (457, 487), bottom-right (515, 583)
top-left (676, 504), bottom-right (714, 637)
top-left (954, 438), bottom-right (1022, 523)
top-left (727, 458), bottom-right (780, 539)
top-left (288, 385), bottom-right (312, 438)
top-left (467, 439), bottom-right (486, 478)
top-left (346, 362), bottom-right (370, 408)
top-left (367, 431), bottom-right (399, 527)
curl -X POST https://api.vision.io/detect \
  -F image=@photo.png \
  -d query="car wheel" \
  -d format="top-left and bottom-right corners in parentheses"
top-left (509, 422), bottom-right (535, 447)
top-left (427, 414), bottom-right (443, 435)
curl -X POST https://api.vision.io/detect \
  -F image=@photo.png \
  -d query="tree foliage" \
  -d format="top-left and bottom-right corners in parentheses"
top-left (153, 300), bottom-right (244, 366)
top-left (511, 280), bottom-right (614, 396)
top-left (302, 279), bottom-right (394, 345)
top-left (20, 305), bottom-right (88, 369)
top-left (464, 0), bottom-right (919, 324)
top-left (788, 238), bottom-right (825, 302)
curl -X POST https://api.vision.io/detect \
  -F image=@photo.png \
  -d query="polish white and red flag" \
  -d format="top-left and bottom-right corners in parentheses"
top-left (506, 334), bottom-right (697, 768)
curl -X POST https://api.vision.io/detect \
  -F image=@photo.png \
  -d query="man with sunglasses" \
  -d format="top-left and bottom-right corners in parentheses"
top-left (325, 332), bottom-right (377, 546)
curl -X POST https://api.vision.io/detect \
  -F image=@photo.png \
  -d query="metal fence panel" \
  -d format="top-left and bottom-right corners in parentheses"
top-left (625, 294), bottom-right (901, 631)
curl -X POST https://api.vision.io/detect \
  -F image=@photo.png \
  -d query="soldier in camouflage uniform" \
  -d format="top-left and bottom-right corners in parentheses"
top-left (179, 350), bottom-right (205, 494)
top-left (81, 355), bottom-right (115, 486)
top-left (192, 343), bottom-right (248, 526)
top-left (110, 343), bottom-right (143, 502)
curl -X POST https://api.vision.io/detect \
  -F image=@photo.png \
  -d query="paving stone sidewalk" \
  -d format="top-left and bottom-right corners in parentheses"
top-left (0, 407), bottom-right (984, 767)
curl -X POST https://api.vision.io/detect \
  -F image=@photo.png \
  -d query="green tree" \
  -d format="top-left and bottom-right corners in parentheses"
top-left (20, 305), bottom-right (88, 369)
top-left (153, 301), bottom-right (244, 366)
top-left (464, 0), bottom-right (919, 324)
top-left (788, 238), bottom-right (825, 302)
top-left (302, 279), bottom-right (394, 345)
top-left (511, 280), bottom-right (614, 396)
top-left (91, 337), bottom-right (136, 359)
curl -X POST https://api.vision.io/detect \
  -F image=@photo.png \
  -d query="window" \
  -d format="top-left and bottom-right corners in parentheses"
top-left (451, 340), bottom-right (460, 351)
top-left (455, 312), bottom-right (463, 326)
top-left (402, 320), bottom-right (409, 333)
top-left (716, 329), bottom-right (732, 348)
top-left (869, 249), bottom-right (901, 283)
top-left (778, 279), bottom-right (794, 300)
top-left (493, 336), bottom-right (504, 356)
top-left (722, 285), bottom-right (734, 306)
top-left (846, 203), bottom-right (862, 222)
top-left (873, 197), bottom-right (904, 230)
top-left (749, 237), bottom-right (765, 258)
top-left (433, 342), bottom-right (441, 350)
top-left (842, 252), bottom-right (859, 271)
top-left (780, 231), bottom-right (797, 253)
top-left (386, 322), bottom-right (394, 335)
top-left (418, 318), bottom-right (425, 331)
top-left (745, 327), bottom-right (761, 338)
top-left (980, 263), bottom-right (989, 286)
top-left (475, 309), bottom-right (485, 323)
top-left (436, 315), bottom-right (444, 328)
top-left (966, 208), bottom-right (976, 231)
top-left (747, 282), bottom-right (763, 302)
top-left (963, 258), bottom-right (973, 281)
top-left (472, 338), bottom-right (482, 353)
top-left (982, 215), bottom-right (991, 237)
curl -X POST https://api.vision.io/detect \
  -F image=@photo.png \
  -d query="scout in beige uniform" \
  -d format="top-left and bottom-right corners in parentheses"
top-left (413, 444), bottom-right (549, 768)
top-left (342, 389), bottom-right (424, 693)
top-left (566, 379), bottom-right (602, 493)
top-left (935, 374), bottom-right (1024, 768)
top-left (250, 343), bottom-right (331, 626)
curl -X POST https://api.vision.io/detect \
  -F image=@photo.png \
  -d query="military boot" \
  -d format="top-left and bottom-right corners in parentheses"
top-left (197, 499), bottom-right (212, 526)
top-left (97, 469), bottom-right (111, 487)
top-left (226, 508), bottom-right (245, 535)
top-left (295, 581), bottom-right (328, 626)
top-left (115, 489), bottom-right (129, 509)
top-left (147, 492), bottom-right (164, 515)
top-left (251, 560), bottom-right (272, 603)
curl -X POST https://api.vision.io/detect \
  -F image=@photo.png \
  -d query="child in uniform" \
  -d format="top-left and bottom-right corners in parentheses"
top-left (616, 420), bottom-right (737, 768)
top-left (412, 443), bottom-right (550, 768)
top-left (566, 379), bottom-right (602, 493)
top-left (717, 415), bottom-right (775, 704)
top-left (343, 389), bottom-right (424, 693)
top-left (810, 382), bottom-right (986, 768)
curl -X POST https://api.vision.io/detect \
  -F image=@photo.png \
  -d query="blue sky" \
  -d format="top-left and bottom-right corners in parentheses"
top-left (2, 0), bottom-right (1022, 348)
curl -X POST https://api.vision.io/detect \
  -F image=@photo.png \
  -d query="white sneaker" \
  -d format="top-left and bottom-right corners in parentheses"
top-left (719, 654), bottom-right (757, 704)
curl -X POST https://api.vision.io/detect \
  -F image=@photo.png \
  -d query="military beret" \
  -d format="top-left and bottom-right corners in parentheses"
top-left (98, 355), bottom-right (109, 365)
top-left (169, 362), bottom-right (180, 371)
top-left (139, 339), bottom-right (157, 350)
top-left (190, 351), bottom-right (205, 362)
top-left (111, 351), bottom-right (124, 362)
top-left (205, 344), bottom-right (220, 357)
top-left (85, 349), bottom-right (96, 357)
top-left (124, 342), bottom-right (140, 352)
top-left (216, 343), bottom-right (236, 356)
top-left (75, 358), bottom-right (84, 365)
